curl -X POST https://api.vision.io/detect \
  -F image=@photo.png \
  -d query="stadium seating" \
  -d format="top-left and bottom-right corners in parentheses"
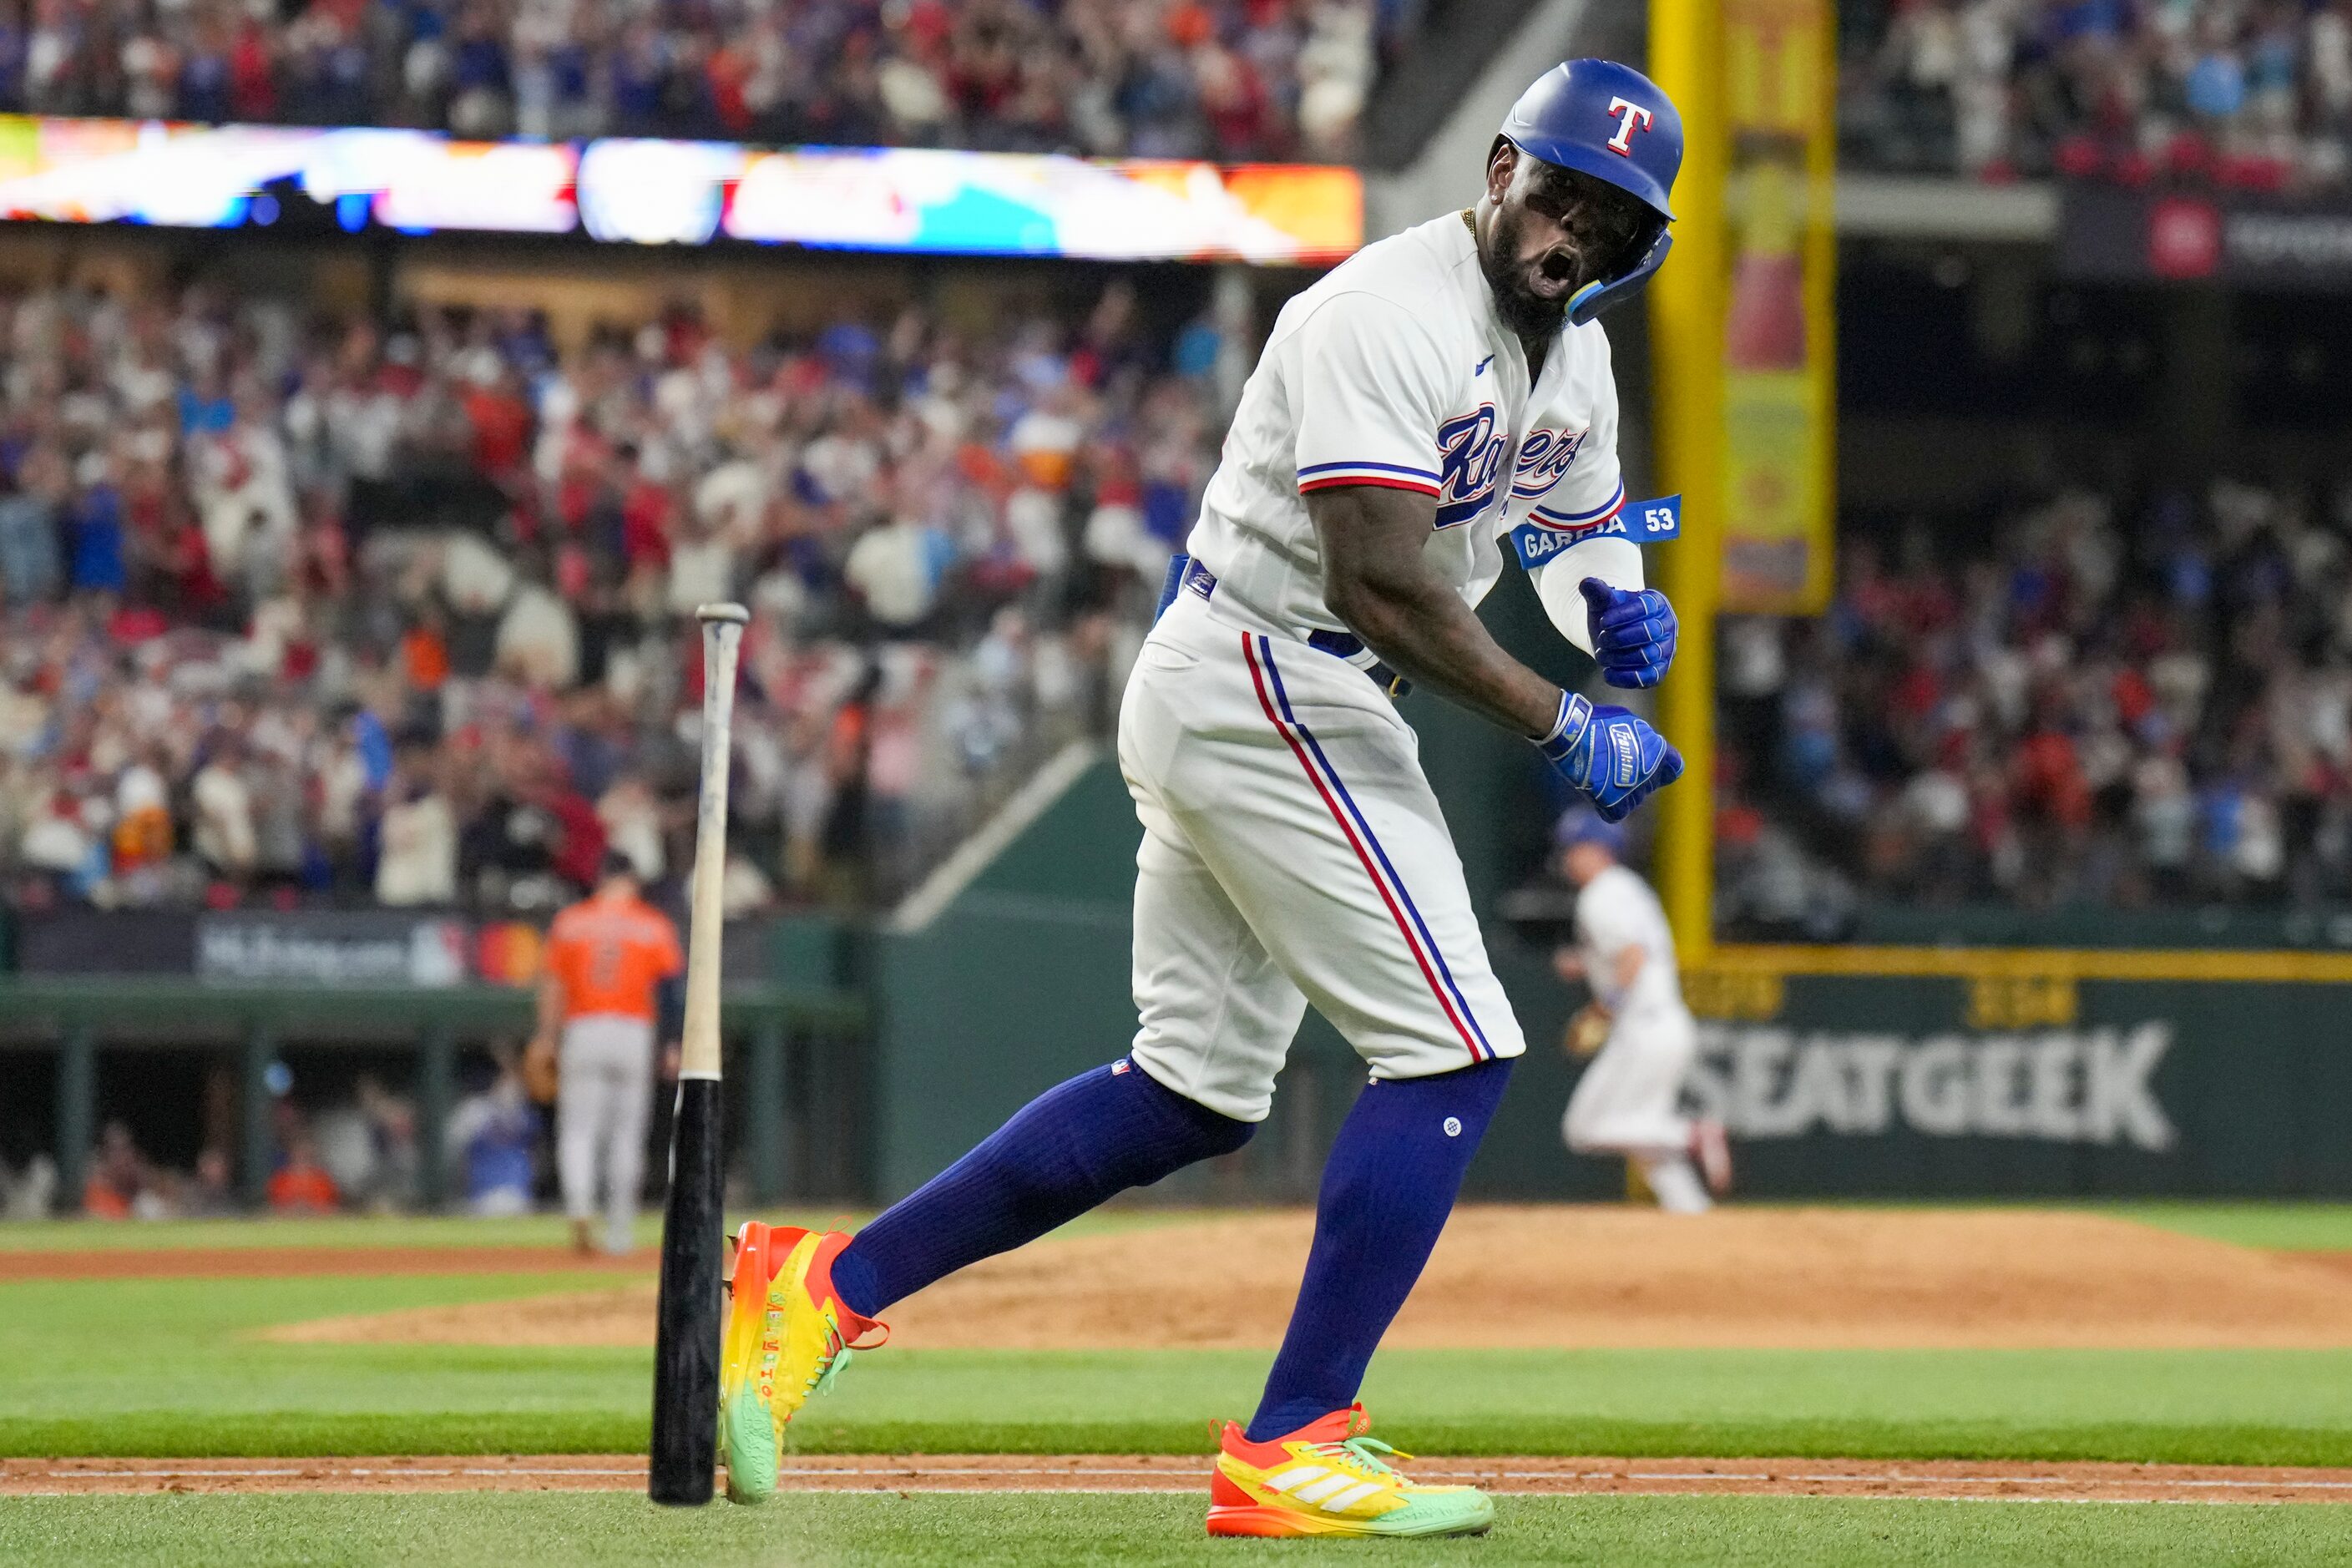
top-left (1843, 1), bottom-right (2352, 187)
top-left (0, 280), bottom-right (1222, 913)
top-left (0, 0), bottom-right (1388, 162)
top-left (1717, 481), bottom-right (2352, 925)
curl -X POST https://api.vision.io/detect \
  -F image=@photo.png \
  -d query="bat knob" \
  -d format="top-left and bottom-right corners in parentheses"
top-left (695, 603), bottom-right (750, 626)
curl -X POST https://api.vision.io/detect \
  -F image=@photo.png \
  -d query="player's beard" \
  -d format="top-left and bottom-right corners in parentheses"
top-left (1479, 201), bottom-right (1587, 341)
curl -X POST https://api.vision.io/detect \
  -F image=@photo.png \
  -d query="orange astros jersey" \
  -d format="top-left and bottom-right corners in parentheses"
top-left (544, 891), bottom-right (684, 1023)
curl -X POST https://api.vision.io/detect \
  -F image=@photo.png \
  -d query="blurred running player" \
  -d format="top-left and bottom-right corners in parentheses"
top-left (1552, 809), bottom-right (1730, 1212)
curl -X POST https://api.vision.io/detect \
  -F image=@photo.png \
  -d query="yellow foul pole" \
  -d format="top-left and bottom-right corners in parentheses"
top-left (1647, 0), bottom-right (1727, 963)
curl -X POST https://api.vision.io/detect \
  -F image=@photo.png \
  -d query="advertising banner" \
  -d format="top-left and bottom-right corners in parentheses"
top-left (1662, 964), bottom-right (2352, 1196)
top-left (194, 913), bottom-right (472, 988)
top-left (13, 910), bottom-right (196, 974)
top-left (11, 908), bottom-right (807, 989)
top-left (1695, 1020), bottom-right (2176, 1154)
top-left (2060, 180), bottom-right (2352, 291)
top-left (1718, 0), bottom-right (1836, 614)
top-left (0, 115), bottom-right (1360, 265)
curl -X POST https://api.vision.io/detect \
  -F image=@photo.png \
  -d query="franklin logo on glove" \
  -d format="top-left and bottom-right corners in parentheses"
top-left (1533, 690), bottom-right (1685, 822)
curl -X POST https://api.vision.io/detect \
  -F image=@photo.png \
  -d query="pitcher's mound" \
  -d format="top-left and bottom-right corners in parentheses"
top-left (263, 1206), bottom-right (2352, 1352)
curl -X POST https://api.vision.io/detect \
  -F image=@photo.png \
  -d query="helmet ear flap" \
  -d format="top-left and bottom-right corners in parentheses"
top-left (1567, 222), bottom-right (1672, 327)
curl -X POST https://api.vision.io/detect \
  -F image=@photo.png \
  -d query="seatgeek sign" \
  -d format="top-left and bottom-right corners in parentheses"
top-left (1687, 1023), bottom-right (2176, 1153)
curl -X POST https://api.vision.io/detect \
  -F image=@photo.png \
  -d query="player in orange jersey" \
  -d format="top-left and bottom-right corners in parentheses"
top-left (532, 851), bottom-right (684, 1255)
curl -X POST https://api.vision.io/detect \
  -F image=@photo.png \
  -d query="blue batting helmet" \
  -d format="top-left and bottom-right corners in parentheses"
top-left (1553, 805), bottom-right (1629, 857)
top-left (1500, 58), bottom-right (1682, 326)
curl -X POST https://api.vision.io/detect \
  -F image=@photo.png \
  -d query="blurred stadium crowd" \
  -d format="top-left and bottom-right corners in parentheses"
top-left (0, 0), bottom-right (1388, 160)
top-left (0, 277), bottom-right (1227, 915)
top-left (1845, 0), bottom-right (2352, 186)
top-left (1721, 480), bottom-right (2352, 929)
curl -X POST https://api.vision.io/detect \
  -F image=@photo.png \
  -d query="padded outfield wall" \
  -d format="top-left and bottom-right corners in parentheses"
top-left (870, 725), bottom-right (2352, 1205)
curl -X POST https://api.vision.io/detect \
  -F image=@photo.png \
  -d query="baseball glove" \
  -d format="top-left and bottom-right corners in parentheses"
top-left (1564, 1004), bottom-right (1612, 1059)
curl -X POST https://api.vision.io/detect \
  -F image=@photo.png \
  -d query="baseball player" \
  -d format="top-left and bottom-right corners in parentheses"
top-left (1552, 809), bottom-right (1731, 1212)
top-left (529, 852), bottom-right (683, 1256)
top-left (718, 59), bottom-right (1688, 1533)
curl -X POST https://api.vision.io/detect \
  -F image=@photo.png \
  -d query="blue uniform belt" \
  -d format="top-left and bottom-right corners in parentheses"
top-left (1156, 554), bottom-right (1411, 698)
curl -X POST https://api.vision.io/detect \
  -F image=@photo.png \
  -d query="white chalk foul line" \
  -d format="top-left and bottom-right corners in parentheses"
top-left (16, 1461), bottom-right (2352, 1506)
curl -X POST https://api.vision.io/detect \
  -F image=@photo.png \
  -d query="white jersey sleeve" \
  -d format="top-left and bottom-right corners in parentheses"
top-left (1575, 866), bottom-right (1685, 1019)
top-left (1292, 291), bottom-right (1452, 502)
top-left (1523, 354), bottom-right (1639, 657)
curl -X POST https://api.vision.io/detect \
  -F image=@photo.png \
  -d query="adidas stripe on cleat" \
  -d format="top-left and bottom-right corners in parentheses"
top-left (1205, 1404), bottom-right (1494, 1538)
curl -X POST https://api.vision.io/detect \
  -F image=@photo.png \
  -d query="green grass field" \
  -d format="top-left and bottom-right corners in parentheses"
top-left (5, 1199), bottom-right (2346, 1252)
top-left (0, 1205), bottom-right (1230, 1252)
top-left (6, 1205), bottom-right (2350, 1565)
top-left (8, 1494), bottom-right (2352, 1568)
top-left (9, 1270), bottom-right (2352, 1463)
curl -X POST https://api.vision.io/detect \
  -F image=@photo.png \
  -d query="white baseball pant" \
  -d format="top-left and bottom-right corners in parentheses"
top-left (1118, 590), bottom-right (1526, 1124)
top-left (557, 1014), bottom-right (655, 1252)
top-left (1562, 1009), bottom-right (1697, 1154)
top-left (1562, 1008), bottom-right (1708, 1211)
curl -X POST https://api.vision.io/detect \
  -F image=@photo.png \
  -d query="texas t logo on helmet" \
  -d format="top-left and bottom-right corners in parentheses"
top-left (1500, 58), bottom-right (1683, 325)
top-left (1603, 96), bottom-right (1655, 154)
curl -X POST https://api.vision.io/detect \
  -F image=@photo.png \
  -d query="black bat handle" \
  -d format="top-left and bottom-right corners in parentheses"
top-left (649, 1075), bottom-right (724, 1505)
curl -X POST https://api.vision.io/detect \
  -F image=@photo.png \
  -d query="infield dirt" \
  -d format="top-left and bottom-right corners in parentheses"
top-left (260, 1206), bottom-right (2352, 1351)
top-left (10, 1454), bottom-right (2352, 1505)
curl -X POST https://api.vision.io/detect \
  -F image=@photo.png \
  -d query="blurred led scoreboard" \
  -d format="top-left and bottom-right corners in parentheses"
top-left (0, 116), bottom-right (1362, 264)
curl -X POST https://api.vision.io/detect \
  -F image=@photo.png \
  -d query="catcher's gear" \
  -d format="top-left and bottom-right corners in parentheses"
top-left (1581, 576), bottom-right (1677, 689)
top-left (1500, 58), bottom-right (1682, 324)
top-left (1533, 692), bottom-right (1683, 823)
top-left (1565, 1004), bottom-right (1611, 1058)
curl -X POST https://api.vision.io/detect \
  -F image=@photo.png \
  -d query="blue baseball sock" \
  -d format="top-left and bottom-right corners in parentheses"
top-left (831, 1060), bottom-right (1253, 1318)
top-left (1245, 1056), bottom-right (1514, 1442)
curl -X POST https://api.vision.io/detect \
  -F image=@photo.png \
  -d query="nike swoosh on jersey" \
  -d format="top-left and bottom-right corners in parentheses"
top-left (1473, 356), bottom-right (1495, 376)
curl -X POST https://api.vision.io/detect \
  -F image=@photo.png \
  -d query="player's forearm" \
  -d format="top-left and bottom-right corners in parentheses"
top-left (1311, 485), bottom-right (1560, 737)
top-left (534, 973), bottom-right (563, 1039)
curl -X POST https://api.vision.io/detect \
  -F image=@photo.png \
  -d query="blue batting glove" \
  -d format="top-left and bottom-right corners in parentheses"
top-left (1532, 691), bottom-right (1685, 822)
top-left (1581, 577), bottom-right (1677, 689)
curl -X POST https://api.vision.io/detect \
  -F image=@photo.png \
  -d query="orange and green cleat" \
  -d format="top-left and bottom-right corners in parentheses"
top-left (717, 1220), bottom-right (802, 1503)
top-left (718, 1227), bottom-right (886, 1505)
top-left (1205, 1404), bottom-right (1494, 1539)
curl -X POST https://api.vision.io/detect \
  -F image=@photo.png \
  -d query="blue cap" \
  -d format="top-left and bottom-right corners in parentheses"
top-left (1553, 806), bottom-right (1628, 857)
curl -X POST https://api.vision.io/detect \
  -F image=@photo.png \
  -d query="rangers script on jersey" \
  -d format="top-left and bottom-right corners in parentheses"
top-left (1184, 210), bottom-right (1640, 655)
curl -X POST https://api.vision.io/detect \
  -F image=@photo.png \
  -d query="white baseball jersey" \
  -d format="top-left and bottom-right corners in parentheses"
top-left (1185, 210), bottom-right (1641, 654)
top-left (1115, 208), bottom-right (1672, 1121)
top-left (1573, 864), bottom-right (1687, 1024)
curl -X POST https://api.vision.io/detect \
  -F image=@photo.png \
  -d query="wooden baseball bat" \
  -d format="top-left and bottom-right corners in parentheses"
top-left (649, 601), bottom-right (747, 1507)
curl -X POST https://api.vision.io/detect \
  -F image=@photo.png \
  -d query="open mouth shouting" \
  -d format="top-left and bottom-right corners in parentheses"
top-left (1528, 248), bottom-right (1584, 300)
